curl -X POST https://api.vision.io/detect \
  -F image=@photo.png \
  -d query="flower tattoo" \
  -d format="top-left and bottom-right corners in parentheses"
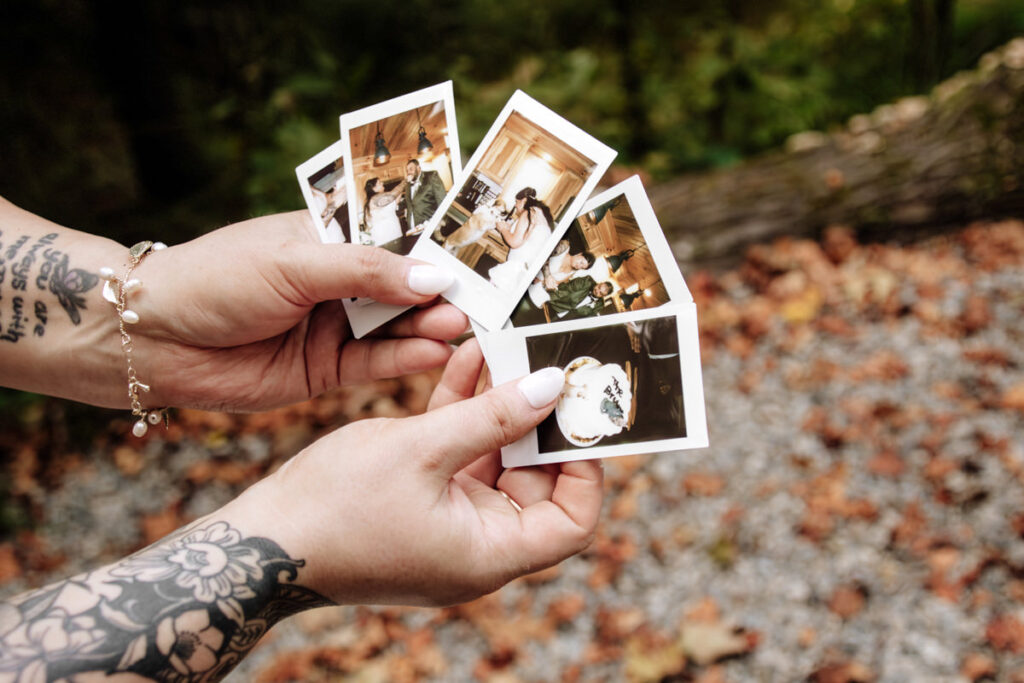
top-left (0, 521), bottom-right (331, 682)
top-left (113, 522), bottom-right (264, 604)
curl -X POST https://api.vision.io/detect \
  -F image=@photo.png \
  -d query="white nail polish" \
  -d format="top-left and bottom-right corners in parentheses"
top-left (517, 367), bottom-right (565, 408)
top-left (408, 265), bottom-right (454, 295)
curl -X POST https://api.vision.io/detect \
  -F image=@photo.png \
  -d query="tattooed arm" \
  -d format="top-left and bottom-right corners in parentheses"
top-left (0, 340), bottom-right (604, 681)
top-left (0, 519), bottom-right (331, 682)
top-left (0, 196), bottom-right (466, 411)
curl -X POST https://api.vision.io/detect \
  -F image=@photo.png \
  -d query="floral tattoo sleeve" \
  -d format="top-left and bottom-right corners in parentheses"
top-left (0, 521), bottom-right (331, 682)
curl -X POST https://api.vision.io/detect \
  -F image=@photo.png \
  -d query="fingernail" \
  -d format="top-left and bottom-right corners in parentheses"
top-left (408, 265), bottom-right (454, 295)
top-left (518, 367), bottom-right (565, 408)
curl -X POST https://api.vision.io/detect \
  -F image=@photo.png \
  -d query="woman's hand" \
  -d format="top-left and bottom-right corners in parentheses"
top-left (228, 339), bottom-right (603, 606)
top-left (129, 211), bottom-right (467, 411)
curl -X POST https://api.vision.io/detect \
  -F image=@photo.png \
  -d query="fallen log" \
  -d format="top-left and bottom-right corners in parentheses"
top-left (651, 38), bottom-right (1024, 270)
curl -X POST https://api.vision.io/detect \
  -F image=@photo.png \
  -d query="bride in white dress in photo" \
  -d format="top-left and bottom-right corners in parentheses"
top-left (488, 187), bottom-right (554, 291)
top-left (362, 176), bottom-right (406, 246)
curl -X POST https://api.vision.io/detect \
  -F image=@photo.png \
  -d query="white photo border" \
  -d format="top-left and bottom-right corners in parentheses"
top-left (337, 81), bottom-right (462, 338)
top-left (487, 303), bottom-right (708, 467)
top-left (409, 90), bottom-right (617, 332)
top-left (295, 139), bottom-right (348, 244)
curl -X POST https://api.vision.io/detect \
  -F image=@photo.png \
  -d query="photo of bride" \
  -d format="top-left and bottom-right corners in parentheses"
top-left (295, 140), bottom-right (351, 245)
top-left (430, 110), bottom-right (599, 294)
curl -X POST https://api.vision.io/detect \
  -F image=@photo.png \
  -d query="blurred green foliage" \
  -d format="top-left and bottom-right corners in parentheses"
top-left (2, 0), bottom-right (1022, 246)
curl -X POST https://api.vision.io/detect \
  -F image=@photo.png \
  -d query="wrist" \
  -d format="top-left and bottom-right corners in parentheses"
top-left (0, 221), bottom-right (133, 408)
top-left (215, 471), bottom-right (333, 602)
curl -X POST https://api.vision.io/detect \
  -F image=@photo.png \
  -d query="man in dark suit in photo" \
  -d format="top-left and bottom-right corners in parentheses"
top-left (403, 159), bottom-right (447, 234)
top-left (548, 276), bottom-right (613, 318)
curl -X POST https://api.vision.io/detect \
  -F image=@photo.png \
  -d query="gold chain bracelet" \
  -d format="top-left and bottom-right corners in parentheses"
top-left (100, 240), bottom-right (169, 437)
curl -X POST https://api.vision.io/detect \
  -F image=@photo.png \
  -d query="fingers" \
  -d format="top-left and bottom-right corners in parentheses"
top-left (496, 464), bottom-right (561, 508)
top-left (283, 243), bottom-right (455, 306)
top-left (427, 339), bottom-right (486, 411)
top-left (408, 366), bottom-right (566, 480)
top-left (379, 303), bottom-right (468, 341)
top-left (511, 460), bottom-right (604, 568)
top-left (337, 337), bottom-right (453, 384)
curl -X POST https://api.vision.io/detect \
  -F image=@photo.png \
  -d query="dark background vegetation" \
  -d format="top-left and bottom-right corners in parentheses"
top-left (3, 0), bottom-right (1023, 246)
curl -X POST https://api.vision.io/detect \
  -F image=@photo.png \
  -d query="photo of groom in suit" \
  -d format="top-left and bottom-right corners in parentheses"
top-left (548, 276), bottom-right (613, 318)
top-left (404, 159), bottom-right (447, 234)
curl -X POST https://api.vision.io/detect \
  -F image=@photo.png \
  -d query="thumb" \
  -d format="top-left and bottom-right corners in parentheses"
top-left (284, 242), bottom-right (454, 305)
top-left (411, 366), bottom-right (566, 480)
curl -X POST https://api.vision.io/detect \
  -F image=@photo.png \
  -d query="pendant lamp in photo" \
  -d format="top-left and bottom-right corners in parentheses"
top-left (619, 289), bottom-right (642, 310)
top-left (416, 107), bottom-right (434, 156)
top-left (607, 248), bottom-right (636, 272)
top-left (373, 123), bottom-right (391, 166)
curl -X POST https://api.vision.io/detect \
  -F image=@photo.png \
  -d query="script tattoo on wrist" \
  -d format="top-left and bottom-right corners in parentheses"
top-left (0, 229), bottom-right (99, 343)
top-left (0, 521), bottom-right (331, 681)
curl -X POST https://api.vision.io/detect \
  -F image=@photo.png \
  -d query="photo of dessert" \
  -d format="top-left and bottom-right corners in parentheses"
top-left (525, 314), bottom-right (686, 453)
top-left (555, 357), bottom-right (634, 447)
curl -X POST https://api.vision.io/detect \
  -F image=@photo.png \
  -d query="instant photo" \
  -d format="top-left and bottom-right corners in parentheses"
top-left (338, 82), bottom-right (462, 337)
top-left (410, 90), bottom-right (616, 331)
top-left (487, 304), bottom-right (708, 467)
top-left (295, 140), bottom-right (350, 244)
top-left (508, 175), bottom-right (691, 328)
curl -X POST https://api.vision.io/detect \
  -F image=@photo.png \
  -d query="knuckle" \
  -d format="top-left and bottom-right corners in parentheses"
top-left (577, 529), bottom-right (598, 553)
top-left (415, 418), bottom-right (449, 473)
top-left (354, 246), bottom-right (390, 294)
top-left (481, 392), bottom-right (519, 449)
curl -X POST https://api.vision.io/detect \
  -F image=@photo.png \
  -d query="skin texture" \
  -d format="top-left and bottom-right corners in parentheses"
top-left (0, 197), bottom-right (604, 681)
top-left (0, 341), bottom-right (603, 680)
top-left (233, 339), bottom-right (603, 606)
top-left (127, 210), bottom-right (465, 411)
top-left (0, 197), bottom-right (467, 410)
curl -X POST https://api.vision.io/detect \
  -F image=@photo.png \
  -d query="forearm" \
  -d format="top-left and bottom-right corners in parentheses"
top-left (0, 196), bottom-right (128, 407)
top-left (0, 497), bottom-right (329, 681)
top-left (496, 221), bottom-right (524, 248)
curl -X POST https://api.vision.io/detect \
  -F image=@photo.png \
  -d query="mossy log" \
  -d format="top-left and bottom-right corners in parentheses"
top-left (651, 38), bottom-right (1024, 269)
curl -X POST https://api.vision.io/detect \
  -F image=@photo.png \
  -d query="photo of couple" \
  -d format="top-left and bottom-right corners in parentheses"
top-left (430, 111), bottom-right (599, 294)
top-left (348, 100), bottom-right (456, 255)
top-left (509, 191), bottom-right (674, 327)
top-left (361, 158), bottom-right (446, 252)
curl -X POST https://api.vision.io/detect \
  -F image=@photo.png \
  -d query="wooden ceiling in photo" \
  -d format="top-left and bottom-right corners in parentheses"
top-left (349, 101), bottom-right (449, 163)
top-left (504, 111), bottom-right (596, 176)
top-left (579, 201), bottom-right (663, 291)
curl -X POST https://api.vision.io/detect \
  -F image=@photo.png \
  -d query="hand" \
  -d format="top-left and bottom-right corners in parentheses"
top-left (231, 339), bottom-right (603, 606)
top-left (544, 274), bottom-right (559, 290)
top-left (130, 211), bottom-right (468, 411)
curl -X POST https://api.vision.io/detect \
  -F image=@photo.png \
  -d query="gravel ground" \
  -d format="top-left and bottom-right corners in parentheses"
top-left (3, 222), bottom-right (1024, 682)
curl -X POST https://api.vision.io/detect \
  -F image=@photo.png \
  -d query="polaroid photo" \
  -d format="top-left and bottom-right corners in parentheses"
top-left (338, 82), bottom-right (462, 338)
top-left (486, 303), bottom-right (708, 467)
top-left (409, 90), bottom-right (617, 332)
top-left (506, 174), bottom-right (692, 328)
top-left (475, 175), bottom-right (692, 364)
top-left (295, 140), bottom-right (350, 244)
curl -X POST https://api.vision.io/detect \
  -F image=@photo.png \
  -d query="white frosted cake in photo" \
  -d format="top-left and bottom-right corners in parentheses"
top-left (555, 357), bottom-right (633, 447)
